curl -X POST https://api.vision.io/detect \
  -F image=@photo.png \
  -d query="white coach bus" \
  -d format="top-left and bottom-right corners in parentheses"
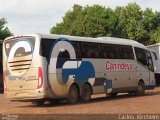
top-left (3, 34), bottom-right (156, 104)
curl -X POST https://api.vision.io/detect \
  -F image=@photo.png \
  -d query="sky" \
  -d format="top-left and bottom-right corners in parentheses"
top-left (0, 0), bottom-right (160, 35)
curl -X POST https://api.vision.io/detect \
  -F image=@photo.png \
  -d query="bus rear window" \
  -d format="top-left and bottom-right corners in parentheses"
top-left (5, 37), bottom-right (35, 57)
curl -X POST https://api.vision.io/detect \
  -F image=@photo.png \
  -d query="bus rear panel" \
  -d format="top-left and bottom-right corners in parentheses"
top-left (3, 35), bottom-right (47, 100)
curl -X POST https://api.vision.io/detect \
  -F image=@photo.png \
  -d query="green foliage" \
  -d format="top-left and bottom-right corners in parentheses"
top-left (51, 4), bottom-right (114, 37)
top-left (0, 18), bottom-right (12, 41)
top-left (51, 3), bottom-right (160, 45)
top-left (0, 18), bottom-right (12, 68)
top-left (150, 27), bottom-right (160, 44)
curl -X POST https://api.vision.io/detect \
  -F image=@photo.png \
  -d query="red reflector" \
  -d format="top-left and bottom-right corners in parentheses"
top-left (45, 87), bottom-right (48, 91)
top-left (37, 67), bottom-right (43, 89)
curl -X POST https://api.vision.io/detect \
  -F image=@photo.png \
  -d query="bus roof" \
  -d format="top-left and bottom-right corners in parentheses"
top-left (40, 33), bottom-right (145, 49)
top-left (4, 33), bottom-right (146, 49)
top-left (147, 43), bottom-right (160, 48)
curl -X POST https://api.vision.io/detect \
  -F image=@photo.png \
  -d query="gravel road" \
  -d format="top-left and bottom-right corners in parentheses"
top-left (0, 88), bottom-right (160, 114)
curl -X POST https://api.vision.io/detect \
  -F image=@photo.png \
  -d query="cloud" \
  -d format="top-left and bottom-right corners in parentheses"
top-left (0, 0), bottom-right (160, 35)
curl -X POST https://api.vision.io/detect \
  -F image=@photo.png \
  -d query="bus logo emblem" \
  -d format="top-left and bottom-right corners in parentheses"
top-left (6, 43), bottom-right (10, 49)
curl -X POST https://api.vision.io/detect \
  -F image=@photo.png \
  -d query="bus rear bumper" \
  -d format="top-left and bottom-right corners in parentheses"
top-left (4, 89), bottom-right (47, 101)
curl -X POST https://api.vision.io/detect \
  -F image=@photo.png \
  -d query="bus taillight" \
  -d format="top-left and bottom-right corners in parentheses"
top-left (37, 67), bottom-right (43, 89)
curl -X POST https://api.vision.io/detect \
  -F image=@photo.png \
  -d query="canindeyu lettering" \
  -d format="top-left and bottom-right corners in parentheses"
top-left (106, 61), bottom-right (133, 71)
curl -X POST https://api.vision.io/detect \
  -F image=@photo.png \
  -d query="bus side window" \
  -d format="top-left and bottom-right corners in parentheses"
top-left (40, 38), bottom-right (55, 58)
top-left (72, 42), bottom-right (82, 59)
top-left (81, 42), bottom-right (102, 58)
top-left (135, 47), bottom-right (148, 67)
top-left (119, 45), bottom-right (134, 59)
top-left (101, 44), bottom-right (120, 59)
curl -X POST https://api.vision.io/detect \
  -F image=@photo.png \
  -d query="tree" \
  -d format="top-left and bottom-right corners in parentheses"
top-left (150, 27), bottom-right (160, 44)
top-left (0, 18), bottom-right (12, 75)
top-left (51, 4), bottom-right (114, 37)
top-left (0, 18), bottom-right (12, 41)
top-left (113, 3), bottom-right (144, 39)
top-left (50, 3), bottom-right (160, 45)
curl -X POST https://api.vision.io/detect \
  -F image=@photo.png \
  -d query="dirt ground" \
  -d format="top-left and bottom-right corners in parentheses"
top-left (0, 87), bottom-right (160, 114)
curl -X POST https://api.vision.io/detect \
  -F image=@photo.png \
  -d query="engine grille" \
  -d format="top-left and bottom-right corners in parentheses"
top-left (8, 59), bottom-right (32, 73)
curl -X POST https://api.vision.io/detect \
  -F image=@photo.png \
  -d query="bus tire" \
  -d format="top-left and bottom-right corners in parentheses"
top-left (135, 81), bottom-right (145, 96)
top-left (68, 84), bottom-right (79, 104)
top-left (81, 84), bottom-right (92, 102)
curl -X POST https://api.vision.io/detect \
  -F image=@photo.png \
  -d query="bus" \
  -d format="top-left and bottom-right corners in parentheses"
top-left (3, 34), bottom-right (156, 104)
top-left (147, 44), bottom-right (160, 86)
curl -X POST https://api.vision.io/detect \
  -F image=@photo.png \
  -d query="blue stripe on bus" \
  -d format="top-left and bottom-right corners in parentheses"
top-left (62, 61), bottom-right (95, 83)
top-left (48, 37), bottom-right (75, 65)
top-left (145, 85), bottom-right (156, 89)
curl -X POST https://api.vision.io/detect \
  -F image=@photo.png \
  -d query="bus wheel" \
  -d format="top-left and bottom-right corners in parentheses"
top-left (135, 81), bottom-right (145, 96)
top-left (68, 84), bottom-right (79, 104)
top-left (81, 84), bottom-right (92, 102)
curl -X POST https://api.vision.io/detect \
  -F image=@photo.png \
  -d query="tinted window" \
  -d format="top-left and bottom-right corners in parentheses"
top-left (135, 47), bottom-right (148, 66)
top-left (81, 42), bottom-right (102, 58)
top-left (58, 50), bottom-right (70, 58)
top-left (40, 38), bottom-right (55, 58)
top-left (56, 50), bottom-right (70, 68)
top-left (72, 42), bottom-right (82, 58)
top-left (5, 37), bottom-right (35, 57)
top-left (119, 45), bottom-right (134, 59)
top-left (101, 44), bottom-right (120, 59)
top-left (146, 51), bottom-right (154, 72)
